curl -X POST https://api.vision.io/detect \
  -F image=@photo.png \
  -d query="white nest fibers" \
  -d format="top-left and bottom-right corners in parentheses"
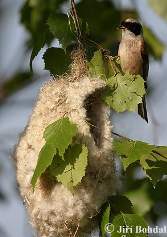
top-left (15, 75), bottom-right (116, 237)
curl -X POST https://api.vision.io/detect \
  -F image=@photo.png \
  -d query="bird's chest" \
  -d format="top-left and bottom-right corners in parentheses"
top-left (118, 40), bottom-right (143, 75)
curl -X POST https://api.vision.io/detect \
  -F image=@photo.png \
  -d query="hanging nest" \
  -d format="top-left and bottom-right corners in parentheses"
top-left (15, 49), bottom-right (116, 237)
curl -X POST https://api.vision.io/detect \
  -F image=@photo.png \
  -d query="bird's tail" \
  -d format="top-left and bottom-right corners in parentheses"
top-left (138, 96), bottom-right (148, 123)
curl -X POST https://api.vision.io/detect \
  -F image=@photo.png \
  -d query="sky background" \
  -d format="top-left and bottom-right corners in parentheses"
top-left (0, 0), bottom-right (167, 236)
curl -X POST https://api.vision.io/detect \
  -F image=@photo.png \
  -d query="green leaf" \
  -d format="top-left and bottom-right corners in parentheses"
top-left (109, 195), bottom-right (134, 215)
top-left (43, 47), bottom-right (71, 76)
top-left (101, 204), bottom-right (111, 237)
top-left (29, 0), bottom-right (38, 7)
top-left (48, 144), bottom-right (83, 177)
top-left (49, 144), bottom-right (88, 189)
top-left (20, 0), bottom-right (66, 32)
top-left (44, 117), bottom-right (78, 157)
top-left (20, 0), bottom-right (67, 71)
top-left (31, 143), bottom-right (56, 189)
top-left (31, 117), bottom-right (78, 189)
top-left (146, 161), bottom-right (167, 185)
top-left (149, 0), bottom-right (167, 21)
top-left (125, 184), bottom-right (154, 216)
top-left (88, 50), bottom-right (107, 80)
top-left (88, 50), bottom-right (122, 80)
top-left (47, 14), bottom-right (74, 50)
top-left (30, 31), bottom-right (47, 71)
top-left (153, 179), bottom-right (167, 202)
top-left (113, 138), bottom-right (167, 184)
top-left (113, 139), bottom-right (155, 170)
top-left (20, 0), bottom-right (54, 71)
top-left (111, 213), bottom-right (148, 237)
top-left (77, 0), bottom-right (120, 42)
top-left (57, 144), bottom-right (88, 189)
top-left (144, 26), bottom-right (165, 60)
top-left (100, 196), bottom-right (134, 237)
top-left (103, 73), bottom-right (145, 112)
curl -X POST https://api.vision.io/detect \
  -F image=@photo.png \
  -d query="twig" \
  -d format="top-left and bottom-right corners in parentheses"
top-left (112, 131), bottom-right (129, 140)
top-left (152, 150), bottom-right (167, 160)
top-left (70, 0), bottom-right (82, 46)
top-left (86, 118), bottom-right (128, 141)
top-left (107, 56), bottom-right (118, 76)
top-left (86, 38), bottom-right (110, 54)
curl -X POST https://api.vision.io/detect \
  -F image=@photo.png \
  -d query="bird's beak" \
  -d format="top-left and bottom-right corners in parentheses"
top-left (118, 25), bottom-right (125, 30)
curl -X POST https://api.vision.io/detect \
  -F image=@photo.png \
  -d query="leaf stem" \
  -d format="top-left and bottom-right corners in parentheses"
top-left (112, 131), bottom-right (130, 140)
top-left (152, 150), bottom-right (167, 159)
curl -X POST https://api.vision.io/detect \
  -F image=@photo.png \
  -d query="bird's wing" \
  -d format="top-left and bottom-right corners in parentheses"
top-left (138, 39), bottom-right (149, 122)
top-left (141, 40), bottom-right (149, 84)
top-left (138, 97), bottom-right (148, 122)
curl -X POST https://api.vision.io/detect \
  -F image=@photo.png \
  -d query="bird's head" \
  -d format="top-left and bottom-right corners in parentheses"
top-left (119, 18), bottom-right (143, 36)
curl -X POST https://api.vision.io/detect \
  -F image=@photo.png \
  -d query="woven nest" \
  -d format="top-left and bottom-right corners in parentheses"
top-left (15, 50), bottom-right (116, 237)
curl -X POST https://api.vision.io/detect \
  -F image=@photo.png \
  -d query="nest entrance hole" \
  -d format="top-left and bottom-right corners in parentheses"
top-left (84, 89), bottom-right (105, 148)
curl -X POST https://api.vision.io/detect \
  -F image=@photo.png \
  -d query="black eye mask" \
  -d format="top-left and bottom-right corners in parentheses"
top-left (120, 21), bottom-right (142, 36)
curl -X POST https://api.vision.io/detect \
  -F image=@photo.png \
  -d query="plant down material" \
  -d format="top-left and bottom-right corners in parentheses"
top-left (15, 50), bottom-right (116, 237)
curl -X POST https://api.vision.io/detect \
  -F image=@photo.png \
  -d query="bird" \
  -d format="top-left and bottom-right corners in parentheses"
top-left (118, 18), bottom-right (149, 122)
